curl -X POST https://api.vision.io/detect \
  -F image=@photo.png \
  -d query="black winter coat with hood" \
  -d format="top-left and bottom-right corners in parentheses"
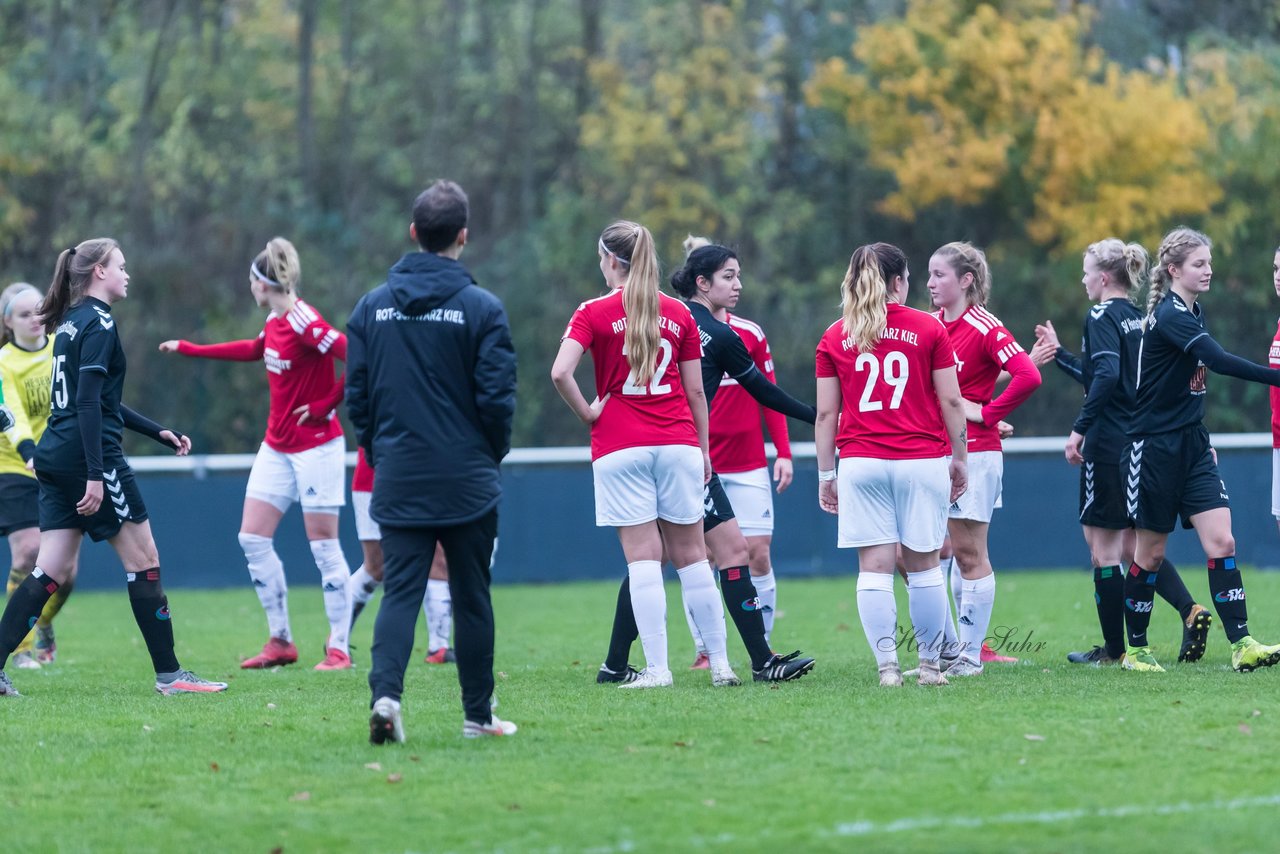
top-left (346, 251), bottom-right (516, 527)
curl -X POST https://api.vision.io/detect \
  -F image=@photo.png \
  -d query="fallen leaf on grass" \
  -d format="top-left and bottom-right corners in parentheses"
top-left (1239, 724), bottom-right (1253, 736)
top-left (703, 799), bottom-right (716, 808)
top-left (625, 746), bottom-right (638, 754)
top-left (364, 762), bottom-right (382, 771)
top-left (498, 672), bottom-right (508, 680)
top-left (142, 725), bottom-right (153, 733)
top-left (387, 774), bottom-right (403, 784)
top-left (409, 756), bottom-right (421, 762)
top-left (1024, 734), bottom-right (1045, 742)
top-left (835, 623), bottom-right (850, 633)
top-left (210, 763), bottom-right (220, 772)
top-left (1253, 710), bottom-right (1262, 717)
top-left (267, 703), bottom-right (276, 710)
top-left (507, 803), bottom-right (521, 811)
top-left (289, 792), bottom-right (311, 802)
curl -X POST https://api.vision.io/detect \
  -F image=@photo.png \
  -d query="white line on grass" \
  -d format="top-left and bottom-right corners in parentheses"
top-left (529, 794), bottom-right (1280, 852)
top-left (831, 793), bottom-right (1280, 837)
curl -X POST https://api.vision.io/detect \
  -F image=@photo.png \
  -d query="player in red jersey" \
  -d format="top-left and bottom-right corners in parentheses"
top-left (815, 242), bottom-right (969, 687)
top-left (927, 241), bottom-right (1041, 675)
top-left (552, 220), bottom-right (733, 689)
top-left (347, 448), bottom-right (455, 663)
top-left (160, 237), bottom-right (354, 671)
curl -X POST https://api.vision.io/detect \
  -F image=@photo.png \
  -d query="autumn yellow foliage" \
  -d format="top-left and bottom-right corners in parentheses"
top-left (807, 0), bottom-right (1222, 252)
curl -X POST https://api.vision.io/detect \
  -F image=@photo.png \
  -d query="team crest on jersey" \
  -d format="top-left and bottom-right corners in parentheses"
top-left (1190, 363), bottom-right (1207, 394)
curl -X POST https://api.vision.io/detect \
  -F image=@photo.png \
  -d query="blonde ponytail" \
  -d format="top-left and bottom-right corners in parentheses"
top-left (1086, 238), bottom-right (1148, 303)
top-left (253, 237), bottom-right (302, 293)
top-left (840, 243), bottom-right (908, 353)
top-left (601, 220), bottom-right (662, 387)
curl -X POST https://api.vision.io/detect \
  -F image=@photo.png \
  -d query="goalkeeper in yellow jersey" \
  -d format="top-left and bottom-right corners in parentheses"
top-left (0, 282), bottom-right (73, 669)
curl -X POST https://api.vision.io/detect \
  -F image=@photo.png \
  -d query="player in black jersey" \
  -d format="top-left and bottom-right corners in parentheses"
top-left (1032, 238), bottom-right (1209, 666)
top-left (0, 239), bottom-right (226, 698)
top-left (1122, 227), bottom-right (1280, 673)
top-left (598, 244), bottom-right (816, 684)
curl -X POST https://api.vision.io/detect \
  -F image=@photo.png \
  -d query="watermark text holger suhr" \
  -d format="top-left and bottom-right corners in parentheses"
top-left (877, 625), bottom-right (1047, 656)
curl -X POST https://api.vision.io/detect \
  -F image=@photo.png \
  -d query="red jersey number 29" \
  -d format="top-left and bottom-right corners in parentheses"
top-left (855, 351), bottom-right (908, 412)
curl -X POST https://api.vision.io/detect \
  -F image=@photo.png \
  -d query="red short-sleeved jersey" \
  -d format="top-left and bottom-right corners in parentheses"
top-left (353, 445), bottom-right (374, 493)
top-left (564, 290), bottom-right (701, 461)
top-left (1269, 318), bottom-right (1280, 448)
top-left (709, 314), bottom-right (791, 473)
top-left (816, 304), bottom-right (954, 460)
top-left (937, 305), bottom-right (1025, 453)
top-left (177, 299), bottom-right (345, 454)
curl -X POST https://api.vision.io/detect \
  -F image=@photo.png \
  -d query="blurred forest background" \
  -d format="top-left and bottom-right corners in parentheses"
top-left (3, 0), bottom-right (1280, 454)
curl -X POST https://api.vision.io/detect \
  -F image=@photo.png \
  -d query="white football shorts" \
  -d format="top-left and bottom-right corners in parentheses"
top-left (246, 436), bottom-right (347, 513)
top-left (351, 489), bottom-right (381, 541)
top-left (1271, 448), bottom-right (1280, 519)
top-left (837, 456), bottom-right (950, 553)
top-left (592, 444), bottom-right (704, 527)
top-left (947, 450), bottom-right (1003, 524)
top-left (719, 467), bottom-right (775, 537)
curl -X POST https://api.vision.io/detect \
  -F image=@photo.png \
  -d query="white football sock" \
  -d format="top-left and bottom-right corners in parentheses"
top-left (906, 566), bottom-right (947, 665)
top-left (856, 571), bottom-right (898, 668)
top-left (424, 578), bottom-right (453, 652)
top-left (681, 583), bottom-right (707, 656)
top-left (627, 560), bottom-right (668, 675)
top-left (238, 532), bottom-right (291, 642)
top-left (310, 538), bottom-right (353, 654)
top-left (938, 556), bottom-right (960, 656)
top-left (676, 560), bottom-right (729, 671)
top-left (753, 569), bottom-right (777, 642)
top-left (948, 555), bottom-right (963, 613)
top-left (348, 564), bottom-right (380, 605)
top-left (959, 573), bottom-right (996, 663)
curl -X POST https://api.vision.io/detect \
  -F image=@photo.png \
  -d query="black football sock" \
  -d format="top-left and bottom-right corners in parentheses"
top-left (1123, 562), bottom-right (1159, 648)
top-left (1093, 565), bottom-right (1125, 659)
top-left (127, 568), bottom-right (180, 674)
top-left (1155, 558), bottom-right (1195, 621)
top-left (1206, 556), bottom-right (1249, 643)
top-left (718, 566), bottom-right (773, 670)
top-left (603, 575), bottom-right (637, 673)
top-left (0, 569), bottom-right (57, 665)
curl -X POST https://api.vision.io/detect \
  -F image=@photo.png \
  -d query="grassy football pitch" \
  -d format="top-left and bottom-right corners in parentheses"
top-left (4, 570), bottom-right (1280, 853)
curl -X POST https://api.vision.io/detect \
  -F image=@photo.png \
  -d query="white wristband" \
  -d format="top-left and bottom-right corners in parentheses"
top-left (818, 469), bottom-right (837, 482)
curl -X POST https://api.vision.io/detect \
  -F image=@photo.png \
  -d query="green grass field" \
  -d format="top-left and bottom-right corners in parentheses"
top-left (4, 570), bottom-right (1280, 853)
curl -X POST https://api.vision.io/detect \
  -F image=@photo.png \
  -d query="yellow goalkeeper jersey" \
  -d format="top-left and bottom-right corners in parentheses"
top-left (0, 337), bottom-right (53, 478)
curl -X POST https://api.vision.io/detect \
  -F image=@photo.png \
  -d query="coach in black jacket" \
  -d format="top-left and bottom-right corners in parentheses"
top-left (347, 179), bottom-right (517, 743)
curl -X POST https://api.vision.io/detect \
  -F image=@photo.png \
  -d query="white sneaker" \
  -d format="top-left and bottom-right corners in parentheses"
top-left (463, 715), bottom-right (517, 738)
top-left (711, 665), bottom-right (741, 686)
top-left (618, 667), bottom-right (673, 689)
top-left (944, 657), bottom-right (983, 677)
top-left (878, 662), bottom-right (903, 687)
top-left (12, 651), bottom-right (41, 670)
top-left (370, 697), bottom-right (405, 744)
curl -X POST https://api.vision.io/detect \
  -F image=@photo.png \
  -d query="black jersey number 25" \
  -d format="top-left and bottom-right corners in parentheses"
top-left (51, 354), bottom-right (68, 411)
